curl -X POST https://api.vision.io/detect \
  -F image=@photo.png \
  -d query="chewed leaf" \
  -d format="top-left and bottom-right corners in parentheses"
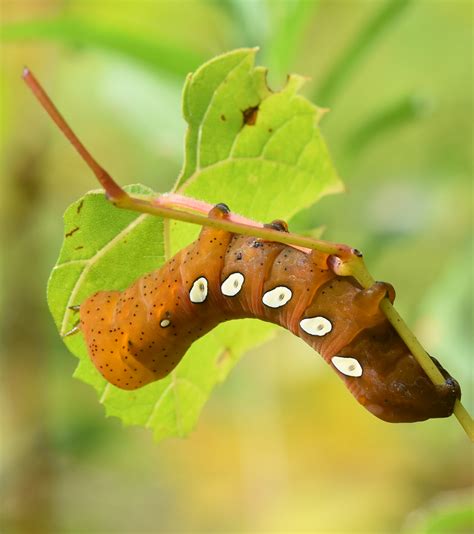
top-left (48, 49), bottom-right (344, 441)
top-left (174, 48), bottom-right (342, 225)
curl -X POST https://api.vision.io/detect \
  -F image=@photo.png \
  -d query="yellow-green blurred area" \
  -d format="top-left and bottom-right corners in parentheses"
top-left (1, 0), bottom-right (472, 532)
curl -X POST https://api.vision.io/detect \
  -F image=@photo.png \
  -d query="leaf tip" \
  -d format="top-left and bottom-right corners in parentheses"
top-left (285, 73), bottom-right (309, 94)
top-left (316, 106), bottom-right (331, 121)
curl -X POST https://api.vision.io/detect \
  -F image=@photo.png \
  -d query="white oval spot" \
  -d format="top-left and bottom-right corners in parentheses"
top-left (300, 316), bottom-right (332, 336)
top-left (189, 276), bottom-right (208, 303)
top-left (262, 286), bottom-right (292, 308)
top-left (221, 272), bottom-right (245, 297)
top-left (160, 319), bottom-right (170, 328)
top-left (331, 356), bottom-right (363, 377)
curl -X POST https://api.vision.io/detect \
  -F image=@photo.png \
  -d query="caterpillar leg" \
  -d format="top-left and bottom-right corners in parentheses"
top-left (64, 305), bottom-right (81, 336)
top-left (193, 202), bottom-right (233, 245)
top-left (213, 203), bottom-right (230, 215)
top-left (264, 219), bottom-right (289, 232)
top-left (63, 322), bottom-right (80, 337)
top-left (355, 281), bottom-right (396, 316)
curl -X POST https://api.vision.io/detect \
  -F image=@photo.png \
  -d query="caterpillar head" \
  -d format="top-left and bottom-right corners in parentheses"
top-left (307, 279), bottom-right (461, 422)
top-left (334, 321), bottom-right (461, 422)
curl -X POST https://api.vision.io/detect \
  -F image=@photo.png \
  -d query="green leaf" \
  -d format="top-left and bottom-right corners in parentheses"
top-left (48, 48), bottom-right (343, 441)
top-left (175, 48), bottom-right (342, 216)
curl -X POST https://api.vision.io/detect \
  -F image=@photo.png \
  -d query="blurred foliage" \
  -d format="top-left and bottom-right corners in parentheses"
top-left (0, 0), bottom-right (472, 532)
top-left (402, 489), bottom-right (474, 533)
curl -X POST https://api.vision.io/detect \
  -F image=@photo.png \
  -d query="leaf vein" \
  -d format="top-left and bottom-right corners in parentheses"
top-left (145, 374), bottom-right (206, 429)
top-left (53, 259), bottom-right (88, 269)
top-left (100, 383), bottom-right (110, 403)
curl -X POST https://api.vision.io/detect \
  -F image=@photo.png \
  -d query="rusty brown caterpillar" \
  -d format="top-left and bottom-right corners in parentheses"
top-left (20, 67), bottom-right (462, 427)
top-left (76, 204), bottom-right (460, 423)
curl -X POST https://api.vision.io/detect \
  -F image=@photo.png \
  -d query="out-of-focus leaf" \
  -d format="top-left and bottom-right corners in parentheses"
top-left (213, 0), bottom-right (270, 49)
top-left (403, 491), bottom-right (474, 533)
top-left (416, 247), bottom-right (474, 412)
top-left (265, 0), bottom-right (320, 79)
top-left (48, 49), bottom-right (342, 441)
top-left (346, 93), bottom-right (433, 153)
top-left (1, 17), bottom-right (204, 79)
top-left (315, 0), bottom-right (413, 104)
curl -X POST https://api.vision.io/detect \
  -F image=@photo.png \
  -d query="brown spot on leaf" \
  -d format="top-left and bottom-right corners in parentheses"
top-left (65, 226), bottom-right (79, 238)
top-left (220, 114), bottom-right (226, 121)
top-left (242, 105), bottom-right (259, 126)
top-left (76, 200), bottom-right (84, 214)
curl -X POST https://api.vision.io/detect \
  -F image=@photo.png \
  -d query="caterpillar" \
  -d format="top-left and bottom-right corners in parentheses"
top-left (21, 67), bottom-right (462, 428)
top-left (76, 203), bottom-right (460, 423)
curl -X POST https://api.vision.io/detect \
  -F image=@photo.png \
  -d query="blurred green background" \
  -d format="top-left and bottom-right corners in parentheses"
top-left (1, 0), bottom-right (472, 532)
